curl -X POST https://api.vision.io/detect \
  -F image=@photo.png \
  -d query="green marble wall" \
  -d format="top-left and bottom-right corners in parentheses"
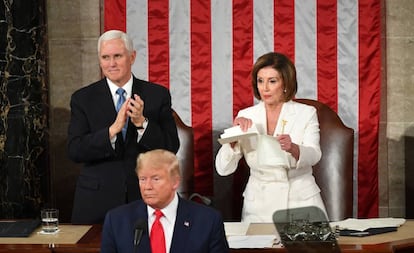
top-left (0, 0), bottom-right (49, 218)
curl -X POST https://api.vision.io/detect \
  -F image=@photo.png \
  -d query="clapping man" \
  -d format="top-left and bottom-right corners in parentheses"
top-left (68, 30), bottom-right (179, 224)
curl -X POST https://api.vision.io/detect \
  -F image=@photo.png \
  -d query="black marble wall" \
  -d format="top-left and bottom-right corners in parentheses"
top-left (0, 0), bottom-right (49, 218)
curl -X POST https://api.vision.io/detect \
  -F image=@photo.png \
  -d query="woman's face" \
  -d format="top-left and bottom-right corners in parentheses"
top-left (257, 66), bottom-right (285, 105)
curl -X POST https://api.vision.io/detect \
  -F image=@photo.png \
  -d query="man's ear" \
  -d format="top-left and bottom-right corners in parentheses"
top-left (130, 50), bottom-right (137, 65)
top-left (172, 176), bottom-right (181, 190)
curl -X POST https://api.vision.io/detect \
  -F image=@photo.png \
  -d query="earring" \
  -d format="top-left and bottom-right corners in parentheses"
top-left (283, 89), bottom-right (287, 93)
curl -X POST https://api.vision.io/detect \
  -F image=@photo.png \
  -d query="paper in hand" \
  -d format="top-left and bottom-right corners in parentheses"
top-left (257, 135), bottom-right (289, 168)
top-left (218, 124), bottom-right (259, 144)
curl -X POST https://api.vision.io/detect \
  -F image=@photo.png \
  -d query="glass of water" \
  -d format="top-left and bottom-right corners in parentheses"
top-left (41, 208), bottom-right (59, 233)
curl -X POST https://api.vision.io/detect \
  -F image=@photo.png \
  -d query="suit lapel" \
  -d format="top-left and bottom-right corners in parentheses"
top-left (131, 77), bottom-right (145, 101)
top-left (96, 78), bottom-right (118, 115)
top-left (278, 101), bottom-right (297, 136)
top-left (135, 203), bottom-right (152, 252)
top-left (253, 102), bottom-right (267, 134)
top-left (170, 198), bottom-right (192, 253)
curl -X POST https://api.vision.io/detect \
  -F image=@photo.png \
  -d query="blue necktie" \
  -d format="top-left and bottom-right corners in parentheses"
top-left (116, 88), bottom-right (127, 139)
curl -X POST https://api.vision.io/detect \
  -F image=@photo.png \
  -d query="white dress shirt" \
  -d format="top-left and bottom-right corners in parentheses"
top-left (147, 193), bottom-right (178, 253)
top-left (107, 76), bottom-right (147, 147)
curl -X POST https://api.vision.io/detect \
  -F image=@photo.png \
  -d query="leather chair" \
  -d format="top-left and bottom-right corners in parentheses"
top-left (172, 110), bottom-right (195, 200)
top-left (230, 99), bottom-right (354, 222)
top-left (296, 99), bottom-right (354, 221)
top-left (171, 110), bottom-right (212, 205)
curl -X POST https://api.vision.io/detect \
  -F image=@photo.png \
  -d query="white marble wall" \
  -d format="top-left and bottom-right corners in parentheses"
top-left (46, 0), bottom-right (413, 221)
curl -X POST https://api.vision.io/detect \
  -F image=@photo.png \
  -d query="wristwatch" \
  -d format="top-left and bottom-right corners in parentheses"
top-left (136, 117), bottom-right (148, 130)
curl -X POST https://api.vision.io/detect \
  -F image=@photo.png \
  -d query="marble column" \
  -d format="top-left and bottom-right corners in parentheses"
top-left (0, 0), bottom-right (48, 218)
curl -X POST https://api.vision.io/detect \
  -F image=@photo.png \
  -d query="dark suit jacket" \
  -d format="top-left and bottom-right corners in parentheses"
top-left (68, 77), bottom-right (179, 224)
top-left (101, 197), bottom-right (230, 253)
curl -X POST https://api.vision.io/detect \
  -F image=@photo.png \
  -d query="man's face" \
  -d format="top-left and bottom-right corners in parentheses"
top-left (99, 38), bottom-right (136, 87)
top-left (138, 163), bottom-right (180, 209)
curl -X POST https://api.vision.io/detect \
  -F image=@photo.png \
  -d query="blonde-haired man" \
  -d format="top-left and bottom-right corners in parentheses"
top-left (101, 149), bottom-right (229, 253)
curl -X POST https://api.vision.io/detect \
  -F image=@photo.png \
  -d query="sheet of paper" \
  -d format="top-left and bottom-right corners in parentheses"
top-left (330, 217), bottom-right (406, 231)
top-left (224, 222), bottom-right (250, 236)
top-left (257, 135), bottom-right (289, 167)
top-left (218, 124), bottom-right (259, 144)
top-left (227, 235), bottom-right (280, 249)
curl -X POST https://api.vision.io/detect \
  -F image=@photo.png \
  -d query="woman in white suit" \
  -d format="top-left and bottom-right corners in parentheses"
top-left (215, 52), bottom-right (327, 223)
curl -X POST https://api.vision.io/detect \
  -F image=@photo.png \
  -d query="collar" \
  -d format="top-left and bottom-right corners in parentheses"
top-left (107, 75), bottom-right (134, 98)
top-left (147, 193), bottom-right (179, 225)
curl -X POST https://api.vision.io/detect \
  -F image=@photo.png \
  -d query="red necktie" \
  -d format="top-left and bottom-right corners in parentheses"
top-left (150, 209), bottom-right (166, 253)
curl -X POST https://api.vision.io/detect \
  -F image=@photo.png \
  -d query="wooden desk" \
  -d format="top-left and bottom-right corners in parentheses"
top-left (0, 221), bottom-right (413, 253)
top-left (231, 221), bottom-right (414, 253)
top-left (0, 225), bottom-right (100, 253)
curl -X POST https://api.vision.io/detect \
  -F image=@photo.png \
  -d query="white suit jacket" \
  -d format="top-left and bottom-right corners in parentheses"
top-left (215, 100), bottom-right (326, 222)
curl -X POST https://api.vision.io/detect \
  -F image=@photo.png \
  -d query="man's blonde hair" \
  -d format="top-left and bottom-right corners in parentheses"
top-left (136, 149), bottom-right (180, 178)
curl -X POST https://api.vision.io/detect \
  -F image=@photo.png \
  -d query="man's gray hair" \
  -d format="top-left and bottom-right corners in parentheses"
top-left (97, 30), bottom-right (134, 55)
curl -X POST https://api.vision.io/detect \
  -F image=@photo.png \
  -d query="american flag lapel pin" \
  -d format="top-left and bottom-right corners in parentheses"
top-left (184, 221), bottom-right (190, 227)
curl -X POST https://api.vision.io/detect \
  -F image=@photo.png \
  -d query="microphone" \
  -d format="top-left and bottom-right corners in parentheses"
top-left (134, 219), bottom-right (146, 247)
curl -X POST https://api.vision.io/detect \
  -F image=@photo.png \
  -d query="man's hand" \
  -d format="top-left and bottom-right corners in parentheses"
top-left (127, 94), bottom-right (146, 127)
top-left (109, 101), bottom-right (129, 139)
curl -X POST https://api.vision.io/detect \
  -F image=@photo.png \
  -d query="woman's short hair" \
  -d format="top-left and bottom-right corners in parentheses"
top-left (251, 52), bottom-right (297, 101)
top-left (97, 30), bottom-right (134, 55)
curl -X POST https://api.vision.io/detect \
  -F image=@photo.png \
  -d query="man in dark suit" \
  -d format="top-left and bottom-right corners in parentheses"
top-left (68, 30), bottom-right (179, 224)
top-left (101, 149), bottom-right (229, 253)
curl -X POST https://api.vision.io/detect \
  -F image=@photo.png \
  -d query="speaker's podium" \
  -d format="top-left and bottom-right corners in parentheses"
top-left (273, 206), bottom-right (340, 253)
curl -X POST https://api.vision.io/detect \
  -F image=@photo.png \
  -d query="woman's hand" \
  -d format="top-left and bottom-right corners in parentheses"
top-left (276, 134), bottom-right (299, 160)
top-left (233, 117), bottom-right (252, 132)
top-left (276, 134), bottom-right (291, 150)
top-left (228, 117), bottom-right (253, 148)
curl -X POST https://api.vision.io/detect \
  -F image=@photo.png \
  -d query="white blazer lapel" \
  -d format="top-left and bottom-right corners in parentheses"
top-left (255, 102), bottom-right (267, 134)
top-left (276, 101), bottom-right (297, 136)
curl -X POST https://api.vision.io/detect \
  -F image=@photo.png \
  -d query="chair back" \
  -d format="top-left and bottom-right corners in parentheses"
top-left (295, 99), bottom-right (354, 221)
top-left (172, 110), bottom-right (194, 199)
